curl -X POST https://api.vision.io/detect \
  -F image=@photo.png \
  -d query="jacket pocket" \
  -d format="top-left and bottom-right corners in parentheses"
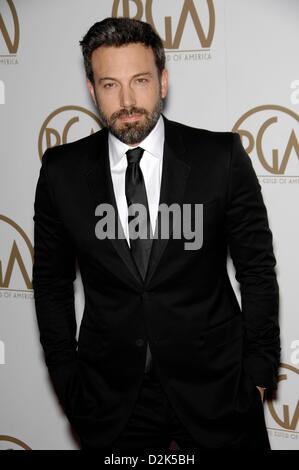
top-left (199, 314), bottom-right (243, 348)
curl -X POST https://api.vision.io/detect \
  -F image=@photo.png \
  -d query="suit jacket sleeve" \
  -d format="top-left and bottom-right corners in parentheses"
top-left (225, 133), bottom-right (280, 390)
top-left (32, 148), bottom-right (79, 414)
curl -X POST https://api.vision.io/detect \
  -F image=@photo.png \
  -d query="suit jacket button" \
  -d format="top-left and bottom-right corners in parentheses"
top-left (136, 339), bottom-right (144, 347)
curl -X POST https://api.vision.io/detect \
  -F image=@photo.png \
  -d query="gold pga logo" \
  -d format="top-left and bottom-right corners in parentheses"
top-left (232, 105), bottom-right (299, 177)
top-left (38, 105), bottom-right (101, 160)
top-left (0, 0), bottom-right (19, 62)
top-left (266, 364), bottom-right (299, 436)
top-left (0, 215), bottom-right (33, 292)
top-left (0, 435), bottom-right (31, 450)
top-left (112, 0), bottom-right (215, 51)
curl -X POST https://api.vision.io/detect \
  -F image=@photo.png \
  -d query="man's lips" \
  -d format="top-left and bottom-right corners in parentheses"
top-left (118, 113), bottom-right (144, 122)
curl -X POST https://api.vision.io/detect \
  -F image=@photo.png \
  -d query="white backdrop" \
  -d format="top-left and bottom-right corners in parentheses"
top-left (0, 0), bottom-right (298, 450)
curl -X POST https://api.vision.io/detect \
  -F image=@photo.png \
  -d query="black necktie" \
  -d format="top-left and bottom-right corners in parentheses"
top-left (125, 147), bottom-right (153, 281)
top-left (125, 147), bottom-right (153, 372)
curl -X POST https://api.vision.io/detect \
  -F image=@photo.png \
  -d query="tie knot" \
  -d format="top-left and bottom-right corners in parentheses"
top-left (126, 147), bottom-right (144, 165)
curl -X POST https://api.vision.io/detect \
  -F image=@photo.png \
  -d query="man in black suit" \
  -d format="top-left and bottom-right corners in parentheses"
top-left (33, 17), bottom-right (280, 452)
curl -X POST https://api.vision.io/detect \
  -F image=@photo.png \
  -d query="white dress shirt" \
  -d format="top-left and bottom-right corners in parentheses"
top-left (108, 115), bottom-right (165, 247)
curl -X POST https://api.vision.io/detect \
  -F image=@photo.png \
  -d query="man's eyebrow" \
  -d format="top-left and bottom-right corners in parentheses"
top-left (98, 76), bottom-right (116, 83)
top-left (98, 72), bottom-right (153, 84)
top-left (132, 72), bottom-right (153, 78)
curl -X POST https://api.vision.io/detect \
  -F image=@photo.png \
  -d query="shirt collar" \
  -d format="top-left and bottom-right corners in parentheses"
top-left (109, 115), bottom-right (165, 168)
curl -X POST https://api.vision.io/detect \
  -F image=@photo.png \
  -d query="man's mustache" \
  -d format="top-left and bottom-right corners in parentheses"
top-left (110, 107), bottom-right (149, 123)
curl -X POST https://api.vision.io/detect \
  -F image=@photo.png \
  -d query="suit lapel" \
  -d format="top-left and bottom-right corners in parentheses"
top-left (144, 116), bottom-right (191, 284)
top-left (84, 116), bottom-right (191, 287)
top-left (85, 128), bottom-right (144, 286)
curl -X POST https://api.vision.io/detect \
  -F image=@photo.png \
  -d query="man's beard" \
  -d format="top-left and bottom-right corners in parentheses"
top-left (95, 94), bottom-right (163, 145)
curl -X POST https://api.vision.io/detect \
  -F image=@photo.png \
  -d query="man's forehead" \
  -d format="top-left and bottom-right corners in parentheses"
top-left (91, 43), bottom-right (157, 76)
top-left (91, 43), bottom-right (155, 63)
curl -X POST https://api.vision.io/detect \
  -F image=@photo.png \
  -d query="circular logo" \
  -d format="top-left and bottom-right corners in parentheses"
top-left (0, 215), bottom-right (33, 291)
top-left (267, 363), bottom-right (299, 432)
top-left (111, 0), bottom-right (215, 50)
top-left (232, 105), bottom-right (299, 176)
top-left (0, 435), bottom-right (31, 450)
top-left (38, 105), bottom-right (101, 160)
top-left (0, 0), bottom-right (20, 56)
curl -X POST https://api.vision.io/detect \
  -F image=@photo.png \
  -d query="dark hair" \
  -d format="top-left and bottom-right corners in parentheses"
top-left (80, 17), bottom-right (166, 83)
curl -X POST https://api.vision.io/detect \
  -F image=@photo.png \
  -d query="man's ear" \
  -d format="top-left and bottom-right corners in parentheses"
top-left (161, 69), bottom-right (168, 99)
top-left (87, 79), bottom-right (97, 106)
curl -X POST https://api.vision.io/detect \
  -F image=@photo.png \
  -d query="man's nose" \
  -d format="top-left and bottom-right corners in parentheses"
top-left (119, 84), bottom-right (136, 108)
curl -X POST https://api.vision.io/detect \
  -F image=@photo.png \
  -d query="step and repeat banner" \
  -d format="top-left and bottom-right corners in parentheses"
top-left (0, 0), bottom-right (298, 450)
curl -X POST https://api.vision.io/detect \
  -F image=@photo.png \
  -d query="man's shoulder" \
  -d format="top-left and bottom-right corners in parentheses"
top-left (41, 127), bottom-right (107, 170)
top-left (163, 116), bottom-right (242, 169)
top-left (165, 116), bottom-right (235, 143)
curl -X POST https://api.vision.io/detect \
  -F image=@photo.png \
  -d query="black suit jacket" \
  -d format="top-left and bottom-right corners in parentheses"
top-left (32, 115), bottom-right (280, 449)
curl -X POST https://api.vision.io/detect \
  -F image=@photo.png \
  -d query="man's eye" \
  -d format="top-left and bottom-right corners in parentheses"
top-left (136, 78), bottom-right (148, 84)
top-left (104, 83), bottom-right (115, 89)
